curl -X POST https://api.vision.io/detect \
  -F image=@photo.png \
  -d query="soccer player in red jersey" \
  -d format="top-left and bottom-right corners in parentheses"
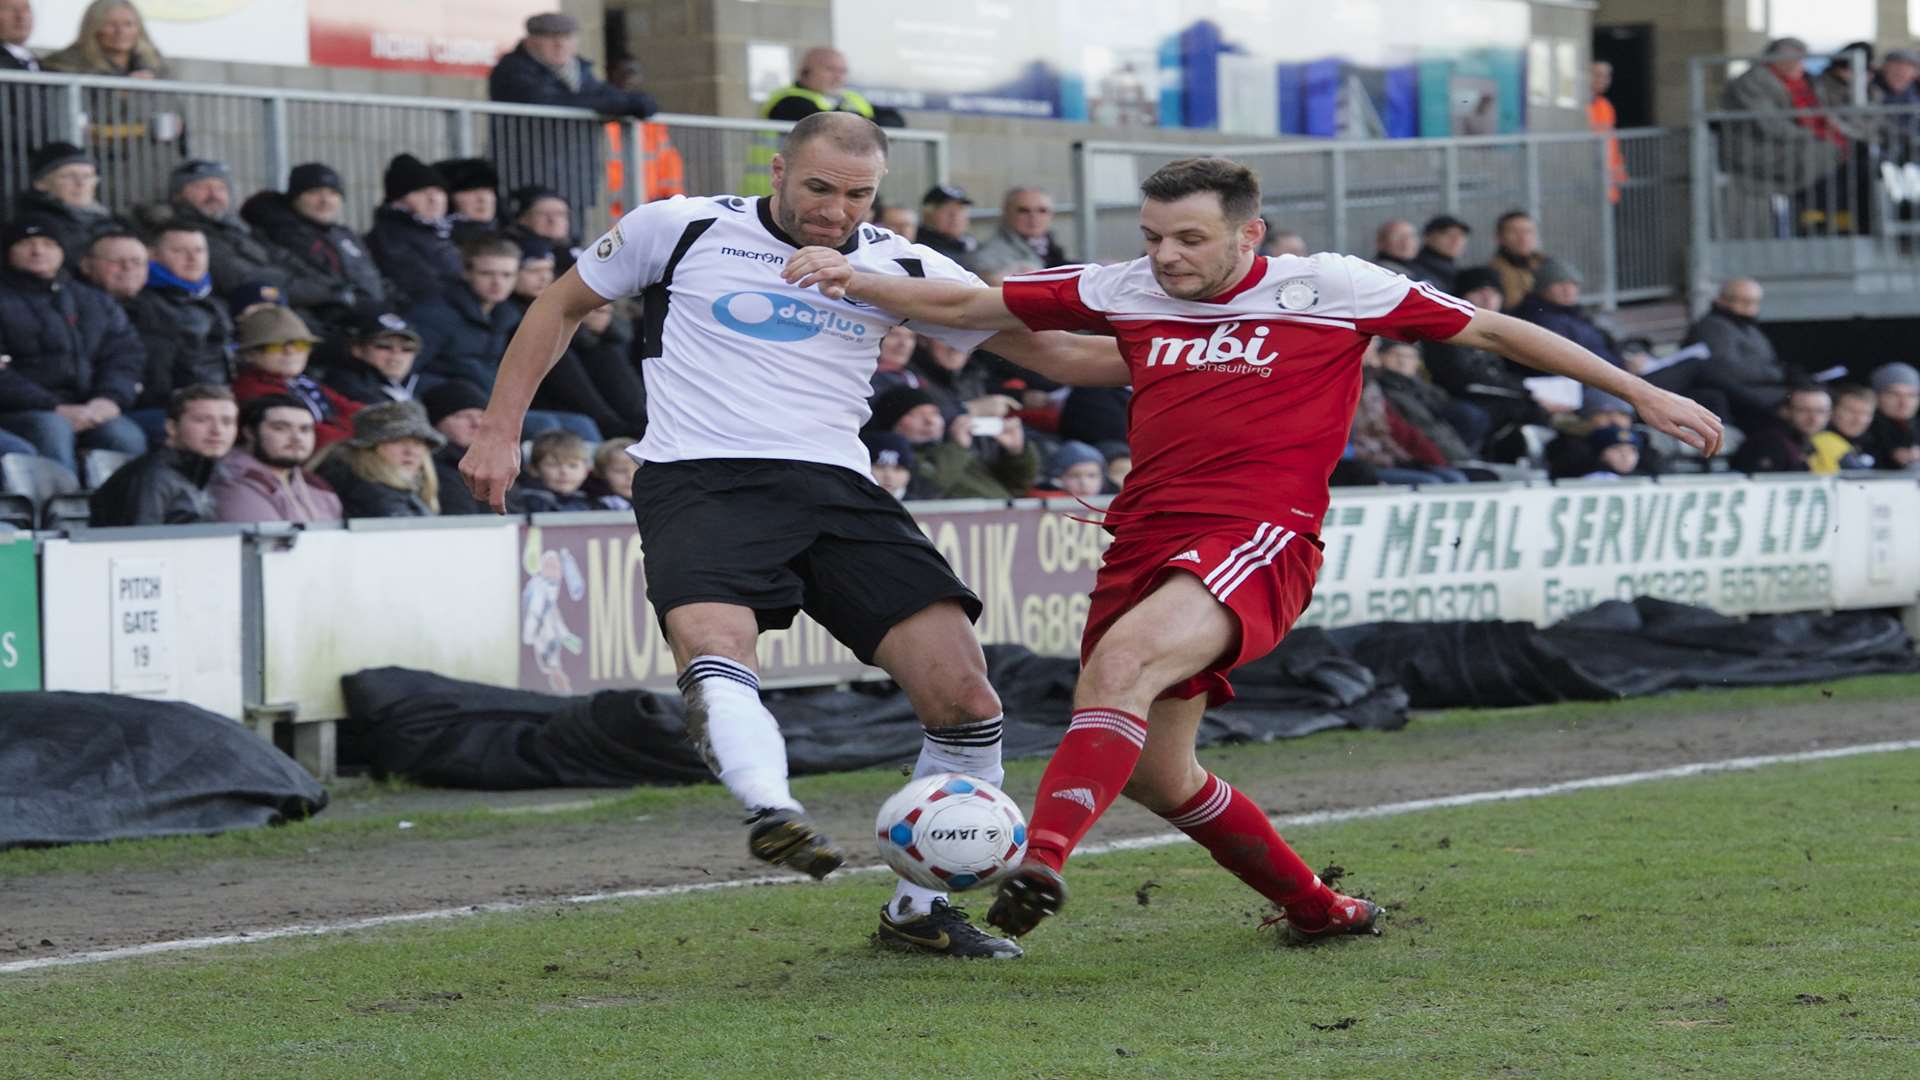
top-left (785, 157), bottom-right (1722, 944)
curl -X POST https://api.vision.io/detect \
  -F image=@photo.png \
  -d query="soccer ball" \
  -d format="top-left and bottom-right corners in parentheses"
top-left (875, 773), bottom-right (1028, 892)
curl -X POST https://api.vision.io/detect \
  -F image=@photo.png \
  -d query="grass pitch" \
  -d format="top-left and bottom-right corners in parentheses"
top-left (4, 746), bottom-right (1915, 1078)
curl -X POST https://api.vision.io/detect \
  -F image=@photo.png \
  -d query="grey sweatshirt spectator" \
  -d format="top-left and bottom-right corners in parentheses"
top-left (969, 187), bottom-right (1071, 278)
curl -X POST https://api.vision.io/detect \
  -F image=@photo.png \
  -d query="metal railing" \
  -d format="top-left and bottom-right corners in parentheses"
top-left (1071, 127), bottom-right (1691, 309)
top-left (0, 69), bottom-right (949, 234)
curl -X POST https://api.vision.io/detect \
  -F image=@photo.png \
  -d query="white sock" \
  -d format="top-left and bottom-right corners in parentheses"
top-left (888, 716), bottom-right (1005, 920)
top-left (677, 656), bottom-right (801, 814)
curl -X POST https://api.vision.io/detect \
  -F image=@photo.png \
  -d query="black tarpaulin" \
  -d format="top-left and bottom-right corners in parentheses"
top-left (0, 692), bottom-right (329, 848)
top-left (338, 600), bottom-right (1916, 790)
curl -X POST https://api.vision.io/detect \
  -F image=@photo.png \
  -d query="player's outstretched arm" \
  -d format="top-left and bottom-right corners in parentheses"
top-left (978, 330), bottom-right (1131, 388)
top-left (1449, 309), bottom-right (1725, 456)
top-left (461, 269), bottom-right (610, 512)
top-left (783, 246), bottom-right (1025, 330)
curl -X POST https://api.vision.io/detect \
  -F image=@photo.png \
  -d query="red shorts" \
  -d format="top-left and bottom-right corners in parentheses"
top-left (1080, 514), bottom-right (1324, 706)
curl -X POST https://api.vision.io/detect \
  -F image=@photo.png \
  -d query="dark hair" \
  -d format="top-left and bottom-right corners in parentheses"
top-left (1139, 157), bottom-right (1261, 224)
top-left (781, 111), bottom-right (889, 160)
top-left (1786, 382), bottom-right (1831, 401)
top-left (239, 393), bottom-right (311, 433)
top-left (167, 383), bottom-right (235, 422)
top-left (150, 221), bottom-right (206, 245)
top-left (1496, 209), bottom-right (1533, 231)
top-left (460, 234), bottom-right (521, 266)
top-left (86, 228), bottom-right (143, 254)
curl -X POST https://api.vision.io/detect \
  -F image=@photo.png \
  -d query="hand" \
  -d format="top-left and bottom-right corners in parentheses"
top-left (964, 394), bottom-right (1021, 418)
top-left (84, 397), bottom-right (121, 424)
top-left (53, 403), bottom-right (96, 431)
top-left (1629, 386), bottom-right (1724, 457)
top-left (1894, 445), bottom-right (1920, 467)
top-left (945, 414), bottom-right (973, 448)
top-left (994, 416), bottom-right (1025, 454)
top-left (782, 246), bottom-right (854, 300)
top-left (460, 429), bottom-right (524, 513)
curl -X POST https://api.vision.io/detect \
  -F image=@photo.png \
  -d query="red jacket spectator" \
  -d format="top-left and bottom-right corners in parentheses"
top-left (230, 305), bottom-right (361, 451)
top-left (232, 367), bottom-right (359, 451)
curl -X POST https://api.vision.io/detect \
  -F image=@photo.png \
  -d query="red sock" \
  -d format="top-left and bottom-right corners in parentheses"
top-left (1023, 708), bottom-right (1147, 872)
top-left (1162, 773), bottom-right (1336, 925)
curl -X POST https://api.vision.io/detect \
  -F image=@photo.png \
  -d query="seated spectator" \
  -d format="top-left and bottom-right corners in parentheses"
top-left (867, 386), bottom-right (1037, 500)
top-left (421, 379), bottom-right (488, 515)
top-left (324, 311), bottom-right (427, 406)
top-left (43, 1), bottom-right (167, 77)
top-left (970, 187), bottom-right (1070, 278)
top-left (1370, 219), bottom-right (1419, 277)
top-left (78, 229), bottom-right (147, 300)
top-left (13, 142), bottom-right (121, 262)
top-left (230, 306), bottom-right (361, 452)
top-left (1033, 440), bottom-right (1106, 498)
top-left (910, 335), bottom-right (1014, 422)
top-left (0, 220), bottom-right (147, 471)
top-left (863, 432), bottom-right (931, 502)
top-left (1058, 385), bottom-right (1131, 448)
top-left (141, 159), bottom-right (352, 331)
top-left (1098, 441), bottom-right (1132, 488)
top-left (583, 436), bottom-right (638, 510)
top-left (1369, 338), bottom-right (1487, 459)
top-left (410, 235), bottom-right (524, 392)
top-left (1410, 214), bottom-right (1471, 292)
top-left (877, 204), bottom-right (918, 241)
top-left (1654, 277), bottom-right (1789, 430)
top-left (1581, 427), bottom-right (1643, 479)
top-left (435, 158), bottom-right (503, 244)
top-left (239, 162), bottom-right (388, 336)
top-left (123, 222), bottom-right (235, 445)
top-left (1489, 210), bottom-right (1545, 310)
top-left (506, 187), bottom-right (581, 273)
top-left (315, 400), bottom-right (442, 518)
top-left (510, 237), bottom-right (645, 437)
top-left (915, 185), bottom-right (976, 264)
top-left (1347, 379), bottom-right (1468, 485)
top-left (871, 325), bottom-right (922, 396)
top-left (1811, 383), bottom-right (1877, 471)
top-left (366, 154), bottom-right (463, 310)
top-left (1261, 225), bottom-right (1307, 257)
top-left (88, 384), bottom-right (234, 526)
top-left (1422, 267), bottom-right (1551, 459)
top-left (209, 393), bottom-right (342, 523)
top-left (1546, 392), bottom-right (1663, 478)
top-left (1861, 362), bottom-right (1920, 469)
top-left (1734, 384), bottom-right (1831, 473)
top-left (1513, 259), bottom-right (1624, 369)
top-left (517, 431), bottom-right (595, 512)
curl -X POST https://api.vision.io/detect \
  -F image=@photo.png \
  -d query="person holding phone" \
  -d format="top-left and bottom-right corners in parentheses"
top-left (863, 384), bottom-right (1036, 500)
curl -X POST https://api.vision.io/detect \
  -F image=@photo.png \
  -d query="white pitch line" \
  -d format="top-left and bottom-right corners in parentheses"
top-left (5, 738), bottom-right (1916, 976)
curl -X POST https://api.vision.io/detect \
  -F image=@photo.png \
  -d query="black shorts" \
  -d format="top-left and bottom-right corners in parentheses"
top-left (630, 458), bottom-right (981, 664)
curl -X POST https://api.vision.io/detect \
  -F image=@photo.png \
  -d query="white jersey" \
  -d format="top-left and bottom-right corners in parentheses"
top-left (575, 195), bottom-right (994, 475)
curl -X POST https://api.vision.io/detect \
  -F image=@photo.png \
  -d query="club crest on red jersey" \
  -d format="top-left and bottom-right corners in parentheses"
top-left (1276, 278), bottom-right (1319, 311)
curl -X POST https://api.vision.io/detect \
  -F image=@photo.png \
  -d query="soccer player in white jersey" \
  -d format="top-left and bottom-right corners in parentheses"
top-left (784, 156), bottom-right (1723, 944)
top-left (460, 113), bottom-right (1130, 958)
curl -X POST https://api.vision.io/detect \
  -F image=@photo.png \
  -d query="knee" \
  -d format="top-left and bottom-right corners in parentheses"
top-left (1122, 755), bottom-right (1206, 814)
top-left (95, 417), bottom-right (148, 455)
top-left (922, 667), bottom-right (1002, 728)
top-left (1079, 640), bottom-right (1156, 703)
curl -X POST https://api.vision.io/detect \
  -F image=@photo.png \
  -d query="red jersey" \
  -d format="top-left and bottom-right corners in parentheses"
top-left (1002, 253), bottom-right (1475, 532)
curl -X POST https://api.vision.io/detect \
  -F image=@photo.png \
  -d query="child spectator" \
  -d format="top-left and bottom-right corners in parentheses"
top-left (315, 400), bottom-right (442, 518)
top-left (519, 430), bottom-right (595, 512)
top-left (230, 305), bottom-right (361, 451)
top-left (1033, 440), bottom-right (1106, 498)
top-left (1098, 441), bottom-right (1133, 489)
top-left (863, 432), bottom-right (931, 502)
top-left (584, 437), bottom-right (639, 510)
top-left (1734, 385), bottom-right (1830, 473)
top-left (1581, 427), bottom-right (1642, 479)
top-left (1813, 383), bottom-right (1878, 471)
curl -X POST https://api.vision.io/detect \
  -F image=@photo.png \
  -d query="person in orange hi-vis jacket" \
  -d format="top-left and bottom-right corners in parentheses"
top-left (1590, 61), bottom-right (1628, 204)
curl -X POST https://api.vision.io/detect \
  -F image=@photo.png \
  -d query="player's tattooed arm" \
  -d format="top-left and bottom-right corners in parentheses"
top-left (978, 330), bottom-right (1130, 388)
top-left (1448, 308), bottom-right (1725, 456)
top-left (783, 246), bottom-right (1027, 330)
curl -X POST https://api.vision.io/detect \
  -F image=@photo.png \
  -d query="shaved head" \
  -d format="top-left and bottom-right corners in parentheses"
top-left (780, 110), bottom-right (889, 160)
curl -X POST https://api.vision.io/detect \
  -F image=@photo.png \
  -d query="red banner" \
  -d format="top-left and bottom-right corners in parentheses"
top-left (307, 0), bottom-right (540, 78)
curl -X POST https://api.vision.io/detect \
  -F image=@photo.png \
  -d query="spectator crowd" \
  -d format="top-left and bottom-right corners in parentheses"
top-left (5, 10), bottom-right (1920, 534)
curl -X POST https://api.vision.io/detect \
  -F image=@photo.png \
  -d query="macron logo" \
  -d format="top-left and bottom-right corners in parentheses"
top-left (720, 246), bottom-right (785, 265)
top-left (1052, 787), bottom-right (1096, 811)
top-left (1170, 550), bottom-right (1201, 564)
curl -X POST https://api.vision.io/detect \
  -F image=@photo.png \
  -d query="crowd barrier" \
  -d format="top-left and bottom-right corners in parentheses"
top-left (3, 476), bottom-right (1916, 737)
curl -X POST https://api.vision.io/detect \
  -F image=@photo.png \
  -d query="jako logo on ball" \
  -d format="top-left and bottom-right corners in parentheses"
top-left (711, 291), bottom-right (870, 342)
top-left (875, 773), bottom-right (1028, 892)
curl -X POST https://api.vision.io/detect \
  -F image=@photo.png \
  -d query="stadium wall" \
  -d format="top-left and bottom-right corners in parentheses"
top-left (8, 475), bottom-right (1917, 726)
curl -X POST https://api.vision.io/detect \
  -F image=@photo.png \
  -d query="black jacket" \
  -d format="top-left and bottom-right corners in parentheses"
top-left (1409, 246), bottom-right (1458, 292)
top-left (366, 206), bottom-right (465, 311)
top-left (315, 456), bottom-right (434, 518)
top-left (408, 286), bottom-right (521, 393)
top-left (10, 189), bottom-right (124, 264)
top-left (517, 299), bottom-right (646, 437)
top-left (123, 282), bottom-right (234, 411)
top-left (487, 44), bottom-right (656, 219)
top-left (1861, 413), bottom-right (1919, 469)
top-left (239, 191), bottom-right (388, 328)
top-left (487, 44), bottom-right (656, 117)
top-left (432, 444), bottom-right (481, 516)
top-left (88, 447), bottom-right (219, 526)
top-left (322, 357), bottom-right (427, 407)
top-left (143, 202), bottom-right (349, 316)
top-left (914, 227), bottom-right (975, 266)
top-left (0, 268), bottom-right (146, 412)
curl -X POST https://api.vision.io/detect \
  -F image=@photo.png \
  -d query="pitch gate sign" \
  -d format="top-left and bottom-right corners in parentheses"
top-left (514, 477), bottom-right (1918, 693)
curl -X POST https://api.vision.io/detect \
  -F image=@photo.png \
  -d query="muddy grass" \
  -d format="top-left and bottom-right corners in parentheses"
top-left (3, 689), bottom-right (1914, 962)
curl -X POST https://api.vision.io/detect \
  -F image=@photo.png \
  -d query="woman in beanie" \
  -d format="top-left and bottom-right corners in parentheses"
top-left (239, 161), bottom-right (389, 332)
top-left (314, 400), bottom-right (443, 518)
top-left (365, 154), bottom-right (464, 310)
top-left (43, 1), bottom-right (183, 205)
